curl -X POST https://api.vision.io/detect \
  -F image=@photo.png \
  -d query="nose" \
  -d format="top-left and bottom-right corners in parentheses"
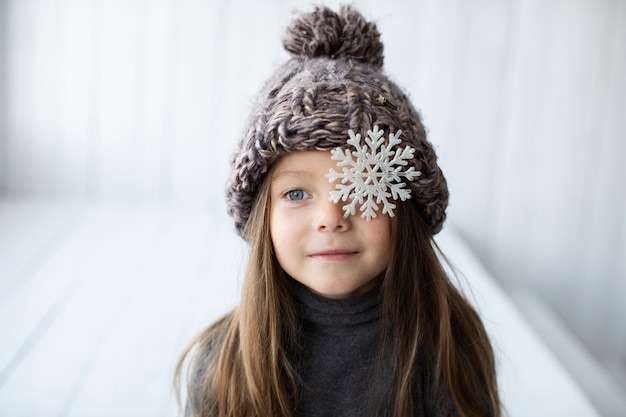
top-left (315, 199), bottom-right (351, 232)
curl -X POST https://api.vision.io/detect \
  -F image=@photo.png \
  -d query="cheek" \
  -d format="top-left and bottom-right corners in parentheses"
top-left (269, 209), bottom-right (282, 247)
top-left (369, 217), bottom-right (391, 240)
top-left (269, 214), bottom-right (301, 274)
top-left (269, 207), bottom-right (297, 250)
top-left (371, 219), bottom-right (392, 258)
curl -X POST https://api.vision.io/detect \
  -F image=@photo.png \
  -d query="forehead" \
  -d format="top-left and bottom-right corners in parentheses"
top-left (271, 151), bottom-right (336, 179)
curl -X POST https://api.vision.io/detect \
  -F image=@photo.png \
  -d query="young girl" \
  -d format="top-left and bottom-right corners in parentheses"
top-left (177, 5), bottom-right (500, 417)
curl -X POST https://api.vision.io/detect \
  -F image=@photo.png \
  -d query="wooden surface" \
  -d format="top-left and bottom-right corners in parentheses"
top-left (0, 198), bottom-right (243, 416)
top-left (0, 197), bottom-right (603, 417)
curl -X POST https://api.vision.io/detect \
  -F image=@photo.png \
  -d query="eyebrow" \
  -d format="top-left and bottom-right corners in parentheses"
top-left (271, 169), bottom-right (316, 180)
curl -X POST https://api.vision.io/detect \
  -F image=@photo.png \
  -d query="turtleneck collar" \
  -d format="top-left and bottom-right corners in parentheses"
top-left (289, 278), bottom-right (382, 327)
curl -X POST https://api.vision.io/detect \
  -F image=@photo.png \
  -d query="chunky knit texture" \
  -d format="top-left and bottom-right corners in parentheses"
top-left (226, 5), bottom-right (448, 237)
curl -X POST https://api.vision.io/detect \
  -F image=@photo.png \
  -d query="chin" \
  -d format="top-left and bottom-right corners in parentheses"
top-left (314, 284), bottom-right (364, 300)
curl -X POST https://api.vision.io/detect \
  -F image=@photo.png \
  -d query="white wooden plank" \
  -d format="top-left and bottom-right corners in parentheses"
top-left (367, 0), bottom-right (418, 92)
top-left (513, 290), bottom-right (626, 417)
top-left (486, 0), bottom-right (559, 287)
top-left (578, 0), bottom-right (626, 363)
top-left (0, 204), bottom-right (127, 384)
top-left (133, 0), bottom-right (175, 202)
top-left (608, 212), bottom-right (626, 387)
top-left (522, 0), bottom-right (611, 316)
top-left (163, 209), bottom-right (246, 417)
top-left (0, 199), bottom-right (85, 294)
top-left (4, 0), bottom-right (33, 193)
top-left (0, 205), bottom-right (167, 415)
top-left (6, 0), bottom-right (64, 194)
top-left (440, 0), bottom-right (513, 254)
top-left (408, 0), bottom-right (469, 151)
top-left (95, 0), bottom-right (141, 199)
top-left (54, 0), bottom-right (95, 196)
top-left (64, 208), bottom-right (242, 417)
top-left (62, 208), bottom-right (195, 417)
top-left (167, 0), bottom-right (222, 206)
top-left (0, 0), bottom-right (7, 192)
top-left (218, 0), bottom-right (291, 167)
top-left (605, 0), bottom-right (626, 371)
top-left (436, 227), bottom-right (601, 417)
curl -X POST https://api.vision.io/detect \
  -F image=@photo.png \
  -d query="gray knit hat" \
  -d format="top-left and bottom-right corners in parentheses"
top-left (226, 5), bottom-right (448, 237)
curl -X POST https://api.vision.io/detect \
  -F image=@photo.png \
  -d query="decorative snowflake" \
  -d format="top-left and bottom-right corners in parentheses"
top-left (325, 126), bottom-right (422, 221)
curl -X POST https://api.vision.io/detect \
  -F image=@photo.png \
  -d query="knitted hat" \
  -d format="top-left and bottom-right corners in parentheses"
top-left (226, 5), bottom-right (448, 237)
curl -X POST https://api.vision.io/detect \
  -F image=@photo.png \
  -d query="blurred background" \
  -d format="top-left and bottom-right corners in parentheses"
top-left (0, 0), bottom-right (624, 416)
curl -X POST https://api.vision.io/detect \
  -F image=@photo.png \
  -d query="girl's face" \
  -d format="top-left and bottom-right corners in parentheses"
top-left (269, 151), bottom-right (391, 299)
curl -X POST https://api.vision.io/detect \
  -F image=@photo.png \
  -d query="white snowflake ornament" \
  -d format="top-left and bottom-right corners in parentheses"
top-left (325, 126), bottom-right (422, 221)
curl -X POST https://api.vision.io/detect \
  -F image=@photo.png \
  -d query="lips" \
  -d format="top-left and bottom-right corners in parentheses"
top-left (308, 249), bottom-right (359, 260)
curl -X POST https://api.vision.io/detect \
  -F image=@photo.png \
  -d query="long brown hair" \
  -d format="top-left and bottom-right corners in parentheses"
top-left (176, 170), bottom-right (500, 417)
top-left (382, 201), bottom-right (500, 416)
top-left (176, 177), bottom-right (301, 417)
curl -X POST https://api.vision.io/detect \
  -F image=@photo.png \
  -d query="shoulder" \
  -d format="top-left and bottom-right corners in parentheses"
top-left (183, 312), bottom-right (235, 417)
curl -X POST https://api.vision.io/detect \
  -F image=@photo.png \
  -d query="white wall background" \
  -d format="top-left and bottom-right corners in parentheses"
top-left (1, 0), bottom-right (624, 394)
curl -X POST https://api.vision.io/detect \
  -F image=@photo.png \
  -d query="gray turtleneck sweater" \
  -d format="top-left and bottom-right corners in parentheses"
top-left (186, 281), bottom-right (458, 417)
top-left (290, 280), bottom-right (395, 416)
top-left (290, 280), bottom-right (435, 417)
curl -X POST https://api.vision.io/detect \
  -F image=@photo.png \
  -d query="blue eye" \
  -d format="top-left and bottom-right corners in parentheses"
top-left (286, 189), bottom-right (309, 201)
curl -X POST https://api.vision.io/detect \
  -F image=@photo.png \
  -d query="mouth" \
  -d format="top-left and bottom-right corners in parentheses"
top-left (308, 249), bottom-right (359, 261)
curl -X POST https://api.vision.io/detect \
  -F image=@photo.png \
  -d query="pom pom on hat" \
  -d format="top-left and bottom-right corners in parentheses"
top-left (283, 5), bottom-right (384, 68)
